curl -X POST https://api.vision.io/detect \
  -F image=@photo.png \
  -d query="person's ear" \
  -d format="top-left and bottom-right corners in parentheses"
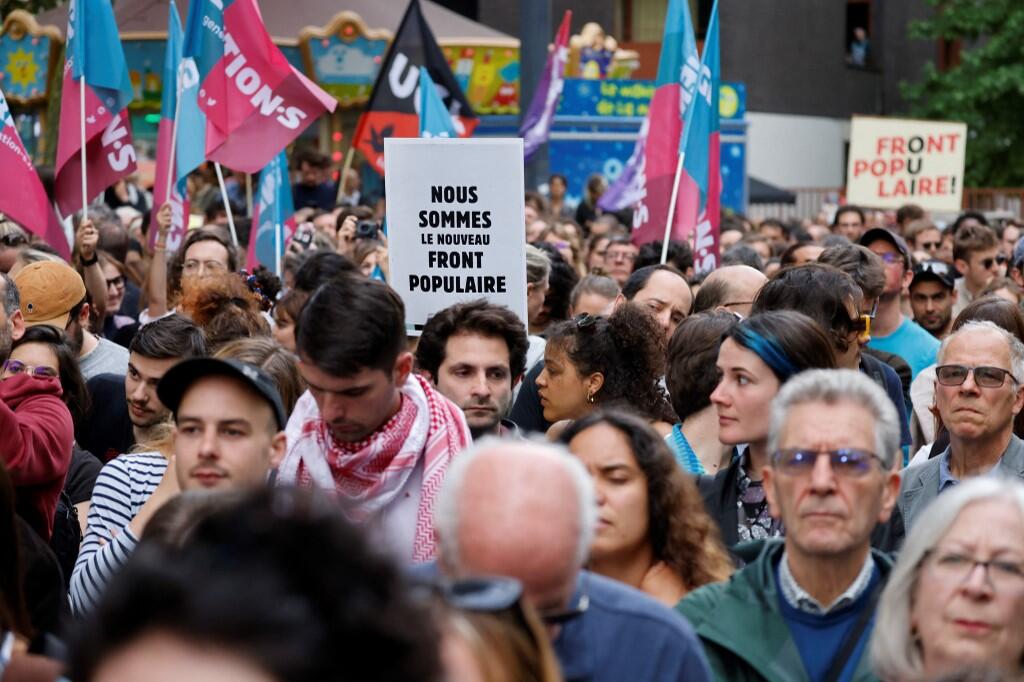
top-left (511, 373), bottom-right (523, 389)
top-left (393, 351), bottom-right (414, 386)
top-left (79, 302), bottom-right (91, 327)
top-left (612, 292), bottom-right (626, 310)
top-left (8, 309), bottom-right (24, 343)
top-left (1012, 382), bottom-right (1024, 417)
top-left (269, 431), bottom-right (287, 469)
top-left (587, 372), bottom-right (604, 399)
top-left (954, 258), bottom-right (969, 277)
top-left (877, 464), bottom-right (902, 525)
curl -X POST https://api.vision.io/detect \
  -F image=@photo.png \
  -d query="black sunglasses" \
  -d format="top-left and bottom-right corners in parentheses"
top-left (981, 254), bottom-right (1008, 269)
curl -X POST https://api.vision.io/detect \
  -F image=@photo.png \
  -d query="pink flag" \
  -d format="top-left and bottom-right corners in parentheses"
top-left (0, 88), bottom-right (69, 259)
top-left (151, 0), bottom-right (189, 252)
top-left (54, 0), bottom-right (137, 218)
top-left (197, 0), bottom-right (336, 173)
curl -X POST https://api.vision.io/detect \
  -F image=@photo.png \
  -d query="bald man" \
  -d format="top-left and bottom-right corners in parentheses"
top-left (434, 438), bottom-right (712, 682)
top-left (692, 265), bottom-right (768, 317)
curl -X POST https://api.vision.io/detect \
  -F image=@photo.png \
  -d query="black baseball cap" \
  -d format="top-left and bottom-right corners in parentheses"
top-left (157, 358), bottom-right (287, 430)
top-left (859, 228), bottom-right (913, 269)
top-left (910, 260), bottom-right (955, 290)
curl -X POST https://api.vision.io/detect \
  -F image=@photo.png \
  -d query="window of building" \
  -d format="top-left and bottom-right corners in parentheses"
top-left (845, 0), bottom-right (873, 68)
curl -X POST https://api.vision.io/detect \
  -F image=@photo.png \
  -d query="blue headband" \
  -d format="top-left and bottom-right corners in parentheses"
top-left (735, 326), bottom-right (800, 381)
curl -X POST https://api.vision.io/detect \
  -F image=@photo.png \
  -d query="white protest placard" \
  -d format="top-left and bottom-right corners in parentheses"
top-left (846, 116), bottom-right (967, 212)
top-left (384, 138), bottom-right (527, 335)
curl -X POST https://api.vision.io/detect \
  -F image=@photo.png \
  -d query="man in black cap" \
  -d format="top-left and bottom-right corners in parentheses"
top-left (70, 358), bottom-right (286, 614)
top-left (909, 260), bottom-right (957, 340)
top-left (860, 227), bottom-right (940, 379)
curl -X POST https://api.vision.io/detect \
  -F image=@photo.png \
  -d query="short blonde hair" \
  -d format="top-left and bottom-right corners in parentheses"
top-left (870, 478), bottom-right (1024, 680)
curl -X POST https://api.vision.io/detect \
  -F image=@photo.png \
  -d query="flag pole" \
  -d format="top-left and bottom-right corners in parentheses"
top-left (335, 145), bottom-right (354, 205)
top-left (274, 221), bottom-right (282, 278)
top-left (245, 173), bottom-right (253, 217)
top-left (214, 162), bottom-right (239, 247)
top-left (79, 75), bottom-right (88, 218)
top-left (164, 97), bottom-right (182, 202)
top-left (660, 151), bottom-right (686, 265)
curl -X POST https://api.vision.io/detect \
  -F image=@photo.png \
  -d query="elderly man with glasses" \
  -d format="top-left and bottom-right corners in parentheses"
top-left (900, 320), bottom-right (1024, 533)
top-left (678, 369), bottom-right (902, 682)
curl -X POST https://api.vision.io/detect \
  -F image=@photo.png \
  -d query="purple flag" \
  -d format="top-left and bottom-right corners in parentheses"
top-left (519, 11), bottom-right (571, 161)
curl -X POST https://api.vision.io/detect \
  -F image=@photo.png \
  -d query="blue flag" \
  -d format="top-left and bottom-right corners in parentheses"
top-left (67, 0), bottom-right (133, 111)
top-left (247, 151), bottom-right (296, 272)
top-left (679, 0), bottom-right (720, 210)
top-left (418, 67), bottom-right (458, 138)
top-left (175, 0), bottom-right (216, 187)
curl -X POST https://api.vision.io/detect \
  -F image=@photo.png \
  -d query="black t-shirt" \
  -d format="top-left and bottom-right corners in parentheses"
top-left (65, 446), bottom-right (103, 505)
top-left (77, 373), bottom-right (134, 462)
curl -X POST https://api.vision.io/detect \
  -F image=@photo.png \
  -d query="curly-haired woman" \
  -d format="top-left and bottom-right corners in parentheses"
top-left (535, 302), bottom-right (676, 438)
top-left (561, 410), bottom-right (733, 605)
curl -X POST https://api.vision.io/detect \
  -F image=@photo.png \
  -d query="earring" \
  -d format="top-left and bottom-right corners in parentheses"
top-left (587, 391), bottom-right (596, 404)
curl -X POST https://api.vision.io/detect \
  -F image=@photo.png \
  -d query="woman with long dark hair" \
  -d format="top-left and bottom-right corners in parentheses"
top-left (562, 410), bottom-right (733, 605)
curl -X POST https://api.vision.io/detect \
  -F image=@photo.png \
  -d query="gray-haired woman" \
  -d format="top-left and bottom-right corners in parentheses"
top-left (871, 478), bottom-right (1024, 680)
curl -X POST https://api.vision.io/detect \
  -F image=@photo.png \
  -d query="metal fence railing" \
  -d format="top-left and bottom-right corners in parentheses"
top-left (746, 188), bottom-right (1024, 222)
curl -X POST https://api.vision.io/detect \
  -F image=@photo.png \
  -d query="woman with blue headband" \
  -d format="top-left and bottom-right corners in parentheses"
top-left (700, 310), bottom-right (836, 551)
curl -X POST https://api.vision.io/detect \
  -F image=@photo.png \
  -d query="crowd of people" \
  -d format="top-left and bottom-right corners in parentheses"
top-left (1, 157), bottom-right (1024, 682)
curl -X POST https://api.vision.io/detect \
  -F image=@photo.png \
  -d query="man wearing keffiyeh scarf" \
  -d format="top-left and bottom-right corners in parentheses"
top-left (278, 274), bottom-right (471, 562)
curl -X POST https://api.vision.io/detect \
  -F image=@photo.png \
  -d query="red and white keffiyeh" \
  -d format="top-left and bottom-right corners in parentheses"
top-left (277, 373), bottom-right (471, 562)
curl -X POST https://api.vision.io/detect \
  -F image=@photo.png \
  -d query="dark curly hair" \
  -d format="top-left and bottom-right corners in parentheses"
top-left (66, 487), bottom-right (441, 682)
top-left (666, 311), bottom-right (737, 421)
top-left (546, 302), bottom-right (676, 423)
top-left (560, 410), bottom-right (733, 589)
top-left (12, 325), bottom-right (91, 428)
top-left (752, 263), bottom-right (862, 357)
top-left (534, 242), bottom-right (579, 325)
top-left (415, 299), bottom-right (529, 381)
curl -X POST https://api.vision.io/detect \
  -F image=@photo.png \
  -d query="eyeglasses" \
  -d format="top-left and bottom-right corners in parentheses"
top-left (925, 550), bottom-right (1024, 592)
top-left (105, 275), bottom-right (125, 289)
top-left (874, 251), bottom-right (904, 266)
top-left (574, 313), bottom-right (598, 329)
top-left (0, 233), bottom-right (26, 248)
top-left (936, 364), bottom-right (1019, 388)
top-left (606, 250), bottom-right (637, 262)
top-left (722, 300), bottom-right (753, 309)
top-left (920, 240), bottom-right (941, 251)
top-left (981, 254), bottom-right (1008, 270)
top-left (2, 360), bottom-right (58, 378)
top-left (771, 448), bottom-right (883, 477)
top-left (182, 259), bottom-right (228, 275)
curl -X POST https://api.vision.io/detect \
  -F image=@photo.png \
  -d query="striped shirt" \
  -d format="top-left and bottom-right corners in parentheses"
top-left (69, 452), bottom-right (167, 615)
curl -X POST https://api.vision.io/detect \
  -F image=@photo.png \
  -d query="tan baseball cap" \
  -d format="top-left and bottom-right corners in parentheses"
top-left (13, 261), bottom-right (87, 329)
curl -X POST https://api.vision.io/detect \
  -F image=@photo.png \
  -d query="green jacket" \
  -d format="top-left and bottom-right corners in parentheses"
top-left (676, 540), bottom-right (891, 682)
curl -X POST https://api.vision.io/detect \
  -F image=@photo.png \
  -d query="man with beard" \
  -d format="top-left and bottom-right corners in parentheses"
top-left (861, 228), bottom-right (940, 379)
top-left (277, 274), bottom-right (471, 562)
top-left (415, 300), bottom-right (529, 438)
top-left (909, 260), bottom-right (957, 340)
top-left (13, 261), bottom-right (128, 379)
top-left (77, 315), bottom-right (207, 461)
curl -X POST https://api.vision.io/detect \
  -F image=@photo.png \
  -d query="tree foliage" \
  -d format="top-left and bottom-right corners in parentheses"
top-left (0, 0), bottom-right (64, 21)
top-left (902, 0), bottom-right (1024, 187)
